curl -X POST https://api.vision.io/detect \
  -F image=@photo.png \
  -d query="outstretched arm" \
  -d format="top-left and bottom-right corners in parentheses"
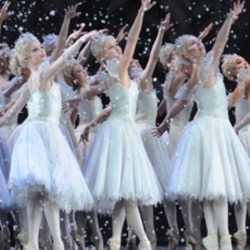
top-left (152, 98), bottom-right (188, 137)
top-left (116, 25), bottom-right (128, 44)
top-left (51, 4), bottom-right (81, 61)
top-left (65, 24), bottom-right (85, 48)
top-left (152, 61), bottom-right (201, 137)
top-left (41, 30), bottom-right (98, 90)
top-left (198, 23), bottom-right (213, 40)
top-left (212, 0), bottom-right (245, 65)
top-left (77, 29), bottom-right (108, 65)
top-left (0, 87), bottom-right (29, 127)
top-left (140, 13), bottom-right (173, 90)
top-left (157, 98), bottom-right (167, 118)
top-left (80, 106), bottom-right (112, 143)
top-left (0, 1), bottom-right (14, 37)
top-left (119, 0), bottom-right (156, 79)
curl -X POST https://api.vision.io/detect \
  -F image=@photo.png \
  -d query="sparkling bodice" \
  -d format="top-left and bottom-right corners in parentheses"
top-left (107, 82), bottom-right (138, 120)
top-left (27, 83), bottom-right (61, 125)
top-left (194, 73), bottom-right (229, 119)
top-left (163, 76), bottom-right (193, 126)
top-left (105, 59), bottom-right (139, 121)
top-left (78, 96), bottom-right (103, 125)
top-left (135, 90), bottom-right (158, 125)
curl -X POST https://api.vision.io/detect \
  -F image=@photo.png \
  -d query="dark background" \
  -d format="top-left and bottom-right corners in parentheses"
top-left (1, 0), bottom-right (250, 99)
top-left (2, 0), bottom-right (250, 246)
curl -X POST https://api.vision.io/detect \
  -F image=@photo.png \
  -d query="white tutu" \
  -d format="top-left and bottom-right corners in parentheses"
top-left (0, 129), bottom-right (11, 208)
top-left (84, 70), bottom-right (162, 208)
top-left (9, 83), bottom-right (93, 212)
top-left (167, 53), bottom-right (250, 203)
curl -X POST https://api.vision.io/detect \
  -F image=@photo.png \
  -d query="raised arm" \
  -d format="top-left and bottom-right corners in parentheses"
top-left (116, 25), bottom-right (128, 44)
top-left (65, 24), bottom-right (84, 48)
top-left (51, 4), bottom-right (81, 61)
top-left (0, 87), bottom-right (29, 127)
top-left (40, 31), bottom-right (98, 90)
top-left (77, 40), bottom-right (91, 65)
top-left (80, 106), bottom-right (112, 143)
top-left (212, 0), bottom-right (245, 65)
top-left (157, 98), bottom-right (167, 118)
top-left (119, 0), bottom-right (156, 78)
top-left (77, 29), bottom-right (109, 65)
top-left (140, 13), bottom-right (172, 89)
top-left (152, 60), bottom-right (201, 137)
top-left (0, 1), bottom-right (14, 38)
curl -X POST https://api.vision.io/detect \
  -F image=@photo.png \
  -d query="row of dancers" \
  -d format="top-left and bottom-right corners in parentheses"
top-left (0, 0), bottom-right (250, 250)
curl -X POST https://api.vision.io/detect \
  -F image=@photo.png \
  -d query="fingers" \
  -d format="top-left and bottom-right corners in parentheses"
top-left (80, 133), bottom-right (89, 143)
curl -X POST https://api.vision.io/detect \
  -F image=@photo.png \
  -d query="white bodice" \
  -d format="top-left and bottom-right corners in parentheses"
top-left (135, 90), bottom-right (158, 126)
top-left (194, 73), bottom-right (229, 119)
top-left (78, 96), bottom-right (103, 125)
top-left (105, 59), bottom-right (139, 121)
top-left (27, 83), bottom-right (61, 125)
top-left (163, 76), bottom-right (193, 126)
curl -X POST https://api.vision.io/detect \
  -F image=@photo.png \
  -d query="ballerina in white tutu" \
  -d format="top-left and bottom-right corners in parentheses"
top-left (158, 42), bottom-right (202, 249)
top-left (153, 1), bottom-right (250, 249)
top-left (124, 13), bottom-right (173, 250)
top-left (221, 53), bottom-right (250, 249)
top-left (80, 0), bottom-right (164, 249)
top-left (62, 59), bottom-right (104, 250)
top-left (0, 31), bottom-right (97, 250)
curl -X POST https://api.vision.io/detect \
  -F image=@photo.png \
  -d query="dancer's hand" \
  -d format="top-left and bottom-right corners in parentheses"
top-left (116, 25), bottom-right (128, 43)
top-left (141, 0), bottom-right (156, 12)
top-left (229, 0), bottom-right (245, 23)
top-left (80, 125), bottom-right (90, 143)
top-left (198, 23), bottom-right (213, 40)
top-left (152, 120), bottom-right (170, 137)
top-left (159, 13), bottom-right (173, 32)
top-left (0, 1), bottom-right (14, 22)
top-left (64, 4), bottom-right (81, 19)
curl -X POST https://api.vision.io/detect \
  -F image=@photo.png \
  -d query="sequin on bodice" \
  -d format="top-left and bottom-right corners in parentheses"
top-left (27, 83), bottom-right (61, 125)
top-left (105, 59), bottom-right (139, 121)
top-left (78, 97), bottom-right (103, 125)
top-left (135, 90), bottom-right (158, 126)
top-left (194, 73), bottom-right (229, 119)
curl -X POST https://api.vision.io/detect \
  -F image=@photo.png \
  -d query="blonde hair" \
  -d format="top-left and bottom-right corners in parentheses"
top-left (91, 34), bottom-right (115, 63)
top-left (42, 33), bottom-right (58, 52)
top-left (0, 45), bottom-right (12, 73)
top-left (62, 57), bottom-right (79, 79)
top-left (221, 54), bottom-right (238, 81)
top-left (174, 35), bottom-right (196, 65)
top-left (14, 32), bottom-right (40, 67)
top-left (159, 43), bottom-right (175, 69)
top-left (9, 50), bottom-right (22, 75)
top-left (0, 46), bottom-right (12, 62)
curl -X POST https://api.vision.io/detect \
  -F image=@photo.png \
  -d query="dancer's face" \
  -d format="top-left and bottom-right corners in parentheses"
top-left (230, 55), bottom-right (250, 77)
top-left (28, 41), bottom-right (47, 67)
top-left (73, 64), bottom-right (87, 82)
top-left (128, 59), bottom-right (143, 79)
top-left (184, 35), bottom-right (206, 61)
top-left (102, 37), bottom-right (122, 61)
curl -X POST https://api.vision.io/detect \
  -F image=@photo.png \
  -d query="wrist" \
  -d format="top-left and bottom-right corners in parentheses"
top-left (138, 6), bottom-right (146, 14)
